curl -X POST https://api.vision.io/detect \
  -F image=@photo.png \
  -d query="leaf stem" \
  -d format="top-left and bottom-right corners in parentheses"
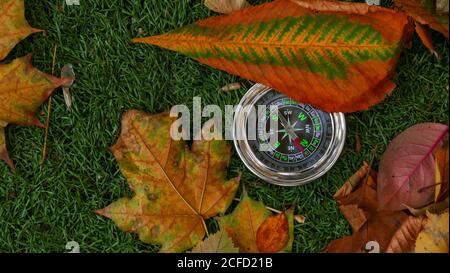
top-left (40, 45), bottom-right (57, 165)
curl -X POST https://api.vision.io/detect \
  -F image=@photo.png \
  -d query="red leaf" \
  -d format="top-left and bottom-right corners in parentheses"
top-left (378, 123), bottom-right (449, 211)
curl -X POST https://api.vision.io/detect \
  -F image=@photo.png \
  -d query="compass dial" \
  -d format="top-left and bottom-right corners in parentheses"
top-left (233, 84), bottom-right (346, 186)
top-left (247, 91), bottom-right (333, 173)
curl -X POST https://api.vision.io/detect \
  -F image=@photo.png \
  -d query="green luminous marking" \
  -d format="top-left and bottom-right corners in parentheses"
top-left (301, 139), bottom-right (309, 147)
top-left (308, 146), bottom-right (315, 152)
top-left (171, 14), bottom-right (399, 81)
top-left (274, 152), bottom-right (281, 159)
top-left (312, 138), bottom-right (320, 146)
top-left (304, 150), bottom-right (311, 157)
top-left (274, 141), bottom-right (281, 149)
top-left (298, 112), bottom-right (307, 121)
top-left (313, 116), bottom-right (320, 124)
top-left (281, 155), bottom-right (288, 161)
top-left (315, 124), bottom-right (321, 131)
top-left (284, 99), bottom-right (295, 105)
top-left (271, 113), bottom-right (279, 121)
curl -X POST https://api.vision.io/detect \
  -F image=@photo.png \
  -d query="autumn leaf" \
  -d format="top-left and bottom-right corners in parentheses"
top-left (133, 0), bottom-right (414, 113)
top-left (0, 55), bottom-right (69, 171)
top-left (394, 0), bottom-right (449, 38)
top-left (436, 0), bottom-right (449, 14)
top-left (95, 110), bottom-right (239, 253)
top-left (190, 230), bottom-right (239, 253)
top-left (435, 140), bottom-right (449, 203)
top-left (377, 123), bottom-right (449, 211)
top-left (415, 210), bottom-right (449, 253)
top-left (256, 207), bottom-right (295, 253)
top-left (386, 215), bottom-right (427, 253)
top-left (0, 0), bottom-right (41, 60)
top-left (218, 193), bottom-right (271, 253)
top-left (204, 0), bottom-right (250, 14)
top-left (334, 162), bottom-right (369, 199)
top-left (326, 172), bottom-right (408, 253)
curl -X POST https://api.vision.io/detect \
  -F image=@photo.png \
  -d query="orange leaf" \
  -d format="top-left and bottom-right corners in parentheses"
top-left (0, 0), bottom-right (41, 60)
top-left (133, 0), bottom-right (414, 113)
top-left (395, 0), bottom-right (449, 38)
top-left (96, 111), bottom-right (240, 252)
top-left (256, 211), bottom-right (289, 253)
top-left (414, 23), bottom-right (439, 58)
top-left (0, 55), bottom-right (69, 171)
top-left (386, 215), bottom-right (426, 253)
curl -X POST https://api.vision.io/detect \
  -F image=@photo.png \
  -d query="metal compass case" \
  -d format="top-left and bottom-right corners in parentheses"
top-left (233, 84), bottom-right (346, 186)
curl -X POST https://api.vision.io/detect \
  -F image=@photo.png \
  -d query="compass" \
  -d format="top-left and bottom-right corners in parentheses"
top-left (233, 84), bottom-right (346, 186)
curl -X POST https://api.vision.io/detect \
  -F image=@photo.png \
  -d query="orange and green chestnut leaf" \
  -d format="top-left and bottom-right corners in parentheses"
top-left (0, 0), bottom-right (42, 60)
top-left (395, 0), bottom-right (449, 38)
top-left (133, 0), bottom-right (414, 113)
top-left (218, 193), bottom-right (271, 253)
top-left (0, 55), bottom-right (70, 171)
top-left (95, 110), bottom-right (239, 253)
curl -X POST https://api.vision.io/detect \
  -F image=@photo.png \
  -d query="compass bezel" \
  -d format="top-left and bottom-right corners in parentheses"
top-left (233, 84), bottom-right (346, 186)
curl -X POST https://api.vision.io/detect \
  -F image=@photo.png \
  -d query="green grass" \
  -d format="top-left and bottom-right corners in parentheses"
top-left (0, 0), bottom-right (448, 253)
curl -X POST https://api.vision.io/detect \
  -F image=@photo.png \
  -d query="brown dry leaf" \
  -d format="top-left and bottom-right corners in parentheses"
top-left (204, 0), bottom-right (250, 14)
top-left (386, 215), bottom-right (427, 253)
top-left (256, 211), bottom-right (289, 253)
top-left (339, 204), bottom-right (367, 233)
top-left (220, 82), bottom-right (241, 92)
top-left (96, 111), bottom-right (240, 253)
top-left (394, 0), bottom-right (449, 38)
top-left (405, 197), bottom-right (449, 216)
top-left (435, 140), bottom-right (449, 203)
top-left (326, 176), bottom-right (408, 252)
top-left (294, 214), bottom-right (306, 224)
top-left (415, 210), bottom-right (449, 253)
top-left (334, 162), bottom-right (369, 199)
top-left (436, 0), bottom-right (449, 14)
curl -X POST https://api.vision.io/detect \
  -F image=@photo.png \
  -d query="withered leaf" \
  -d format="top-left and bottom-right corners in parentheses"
top-left (386, 215), bottom-right (426, 253)
top-left (218, 194), bottom-right (271, 253)
top-left (204, 0), bottom-right (250, 14)
top-left (96, 110), bottom-right (240, 252)
top-left (0, 0), bottom-right (41, 60)
top-left (190, 230), bottom-right (239, 253)
top-left (0, 55), bottom-right (69, 171)
top-left (415, 210), bottom-right (449, 253)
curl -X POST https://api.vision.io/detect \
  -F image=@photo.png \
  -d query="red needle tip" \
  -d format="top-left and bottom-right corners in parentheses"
top-left (294, 138), bottom-right (305, 156)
